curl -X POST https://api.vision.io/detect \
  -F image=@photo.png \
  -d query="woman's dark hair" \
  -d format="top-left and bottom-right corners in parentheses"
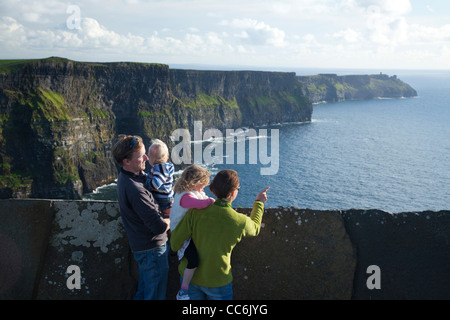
top-left (209, 169), bottom-right (239, 199)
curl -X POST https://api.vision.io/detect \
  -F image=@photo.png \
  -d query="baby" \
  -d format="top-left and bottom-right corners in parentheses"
top-left (145, 139), bottom-right (174, 216)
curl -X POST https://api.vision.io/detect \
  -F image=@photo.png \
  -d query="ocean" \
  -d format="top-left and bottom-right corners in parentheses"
top-left (83, 70), bottom-right (450, 213)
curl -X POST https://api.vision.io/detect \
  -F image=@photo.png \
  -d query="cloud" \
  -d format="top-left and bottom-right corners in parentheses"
top-left (355, 1), bottom-right (450, 48)
top-left (1, 0), bottom-right (450, 69)
top-left (408, 23), bottom-right (450, 44)
top-left (426, 5), bottom-right (435, 13)
top-left (332, 28), bottom-right (362, 43)
top-left (349, 0), bottom-right (412, 16)
top-left (0, 15), bottom-right (208, 57)
top-left (0, 13), bottom-right (286, 65)
top-left (0, 17), bottom-right (26, 47)
top-left (347, 0), bottom-right (409, 47)
top-left (338, 0), bottom-right (411, 47)
top-left (14, 0), bottom-right (66, 23)
top-left (81, 18), bottom-right (135, 48)
top-left (221, 18), bottom-right (286, 47)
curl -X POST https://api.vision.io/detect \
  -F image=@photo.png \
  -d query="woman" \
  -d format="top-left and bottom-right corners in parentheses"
top-left (170, 169), bottom-right (269, 300)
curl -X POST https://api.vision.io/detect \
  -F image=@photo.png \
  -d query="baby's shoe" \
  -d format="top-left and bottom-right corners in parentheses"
top-left (176, 288), bottom-right (190, 300)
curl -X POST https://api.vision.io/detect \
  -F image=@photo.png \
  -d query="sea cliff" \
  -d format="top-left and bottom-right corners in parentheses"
top-left (0, 58), bottom-right (416, 199)
top-left (0, 57), bottom-right (311, 199)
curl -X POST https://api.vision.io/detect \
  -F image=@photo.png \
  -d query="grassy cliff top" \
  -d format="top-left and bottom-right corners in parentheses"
top-left (0, 59), bottom-right (36, 73)
top-left (0, 57), bottom-right (167, 74)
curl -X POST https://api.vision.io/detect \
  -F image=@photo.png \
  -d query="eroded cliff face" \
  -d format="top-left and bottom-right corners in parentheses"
top-left (169, 69), bottom-right (312, 130)
top-left (0, 58), bottom-right (312, 199)
top-left (0, 59), bottom-right (121, 199)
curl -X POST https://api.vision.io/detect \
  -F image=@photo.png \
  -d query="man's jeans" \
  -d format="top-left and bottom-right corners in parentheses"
top-left (133, 242), bottom-right (169, 300)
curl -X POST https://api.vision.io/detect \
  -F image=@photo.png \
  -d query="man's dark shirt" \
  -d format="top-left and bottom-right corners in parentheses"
top-left (117, 168), bottom-right (168, 252)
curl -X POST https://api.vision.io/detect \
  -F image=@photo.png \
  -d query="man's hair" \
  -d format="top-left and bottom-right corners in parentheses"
top-left (209, 169), bottom-right (239, 199)
top-left (112, 135), bottom-right (144, 166)
top-left (148, 139), bottom-right (169, 164)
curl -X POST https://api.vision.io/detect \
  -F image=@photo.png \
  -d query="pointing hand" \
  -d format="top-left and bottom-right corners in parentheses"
top-left (256, 187), bottom-right (270, 203)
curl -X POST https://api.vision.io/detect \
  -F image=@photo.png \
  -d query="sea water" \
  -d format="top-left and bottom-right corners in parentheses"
top-left (83, 70), bottom-right (450, 213)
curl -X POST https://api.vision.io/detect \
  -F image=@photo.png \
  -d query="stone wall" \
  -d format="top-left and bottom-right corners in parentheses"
top-left (0, 199), bottom-right (448, 300)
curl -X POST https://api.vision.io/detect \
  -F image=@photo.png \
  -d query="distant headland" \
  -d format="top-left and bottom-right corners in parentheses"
top-left (297, 73), bottom-right (417, 104)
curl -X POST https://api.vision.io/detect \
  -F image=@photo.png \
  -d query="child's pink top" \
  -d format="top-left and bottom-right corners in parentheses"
top-left (180, 193), bottom-right (215, 209)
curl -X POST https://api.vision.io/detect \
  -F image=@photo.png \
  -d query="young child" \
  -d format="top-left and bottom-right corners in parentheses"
top-left (146, 139), bottom-right (174, 216)
top-left (170, 165), bottom-right (215, 300)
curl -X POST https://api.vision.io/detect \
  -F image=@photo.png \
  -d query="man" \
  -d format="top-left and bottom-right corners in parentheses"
top-left (112, 135), bottom-right (170, 300)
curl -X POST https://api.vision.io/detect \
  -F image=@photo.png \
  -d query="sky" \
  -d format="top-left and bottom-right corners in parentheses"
top-left (1, 0), bottom-right (450, 71)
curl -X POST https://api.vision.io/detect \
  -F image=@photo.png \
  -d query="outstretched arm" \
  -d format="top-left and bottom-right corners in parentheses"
top-left (243, 187), bottom-right (270, 237)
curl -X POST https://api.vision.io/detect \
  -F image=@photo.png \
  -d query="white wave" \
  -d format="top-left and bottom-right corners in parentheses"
top-left (191, 137), bottom-right (217, 144)
top-left (190, 133), bottom-right (271, 144)
top-left (311, 118), bottom-right (334, 123)
top-left (90, 181), bottom-right (117, 194)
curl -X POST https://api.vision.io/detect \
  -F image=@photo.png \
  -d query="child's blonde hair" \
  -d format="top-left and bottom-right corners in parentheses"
top-left (173, 165), bottom-right (210, 193)
top-left (148, 139), bottom-right (169, 164)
